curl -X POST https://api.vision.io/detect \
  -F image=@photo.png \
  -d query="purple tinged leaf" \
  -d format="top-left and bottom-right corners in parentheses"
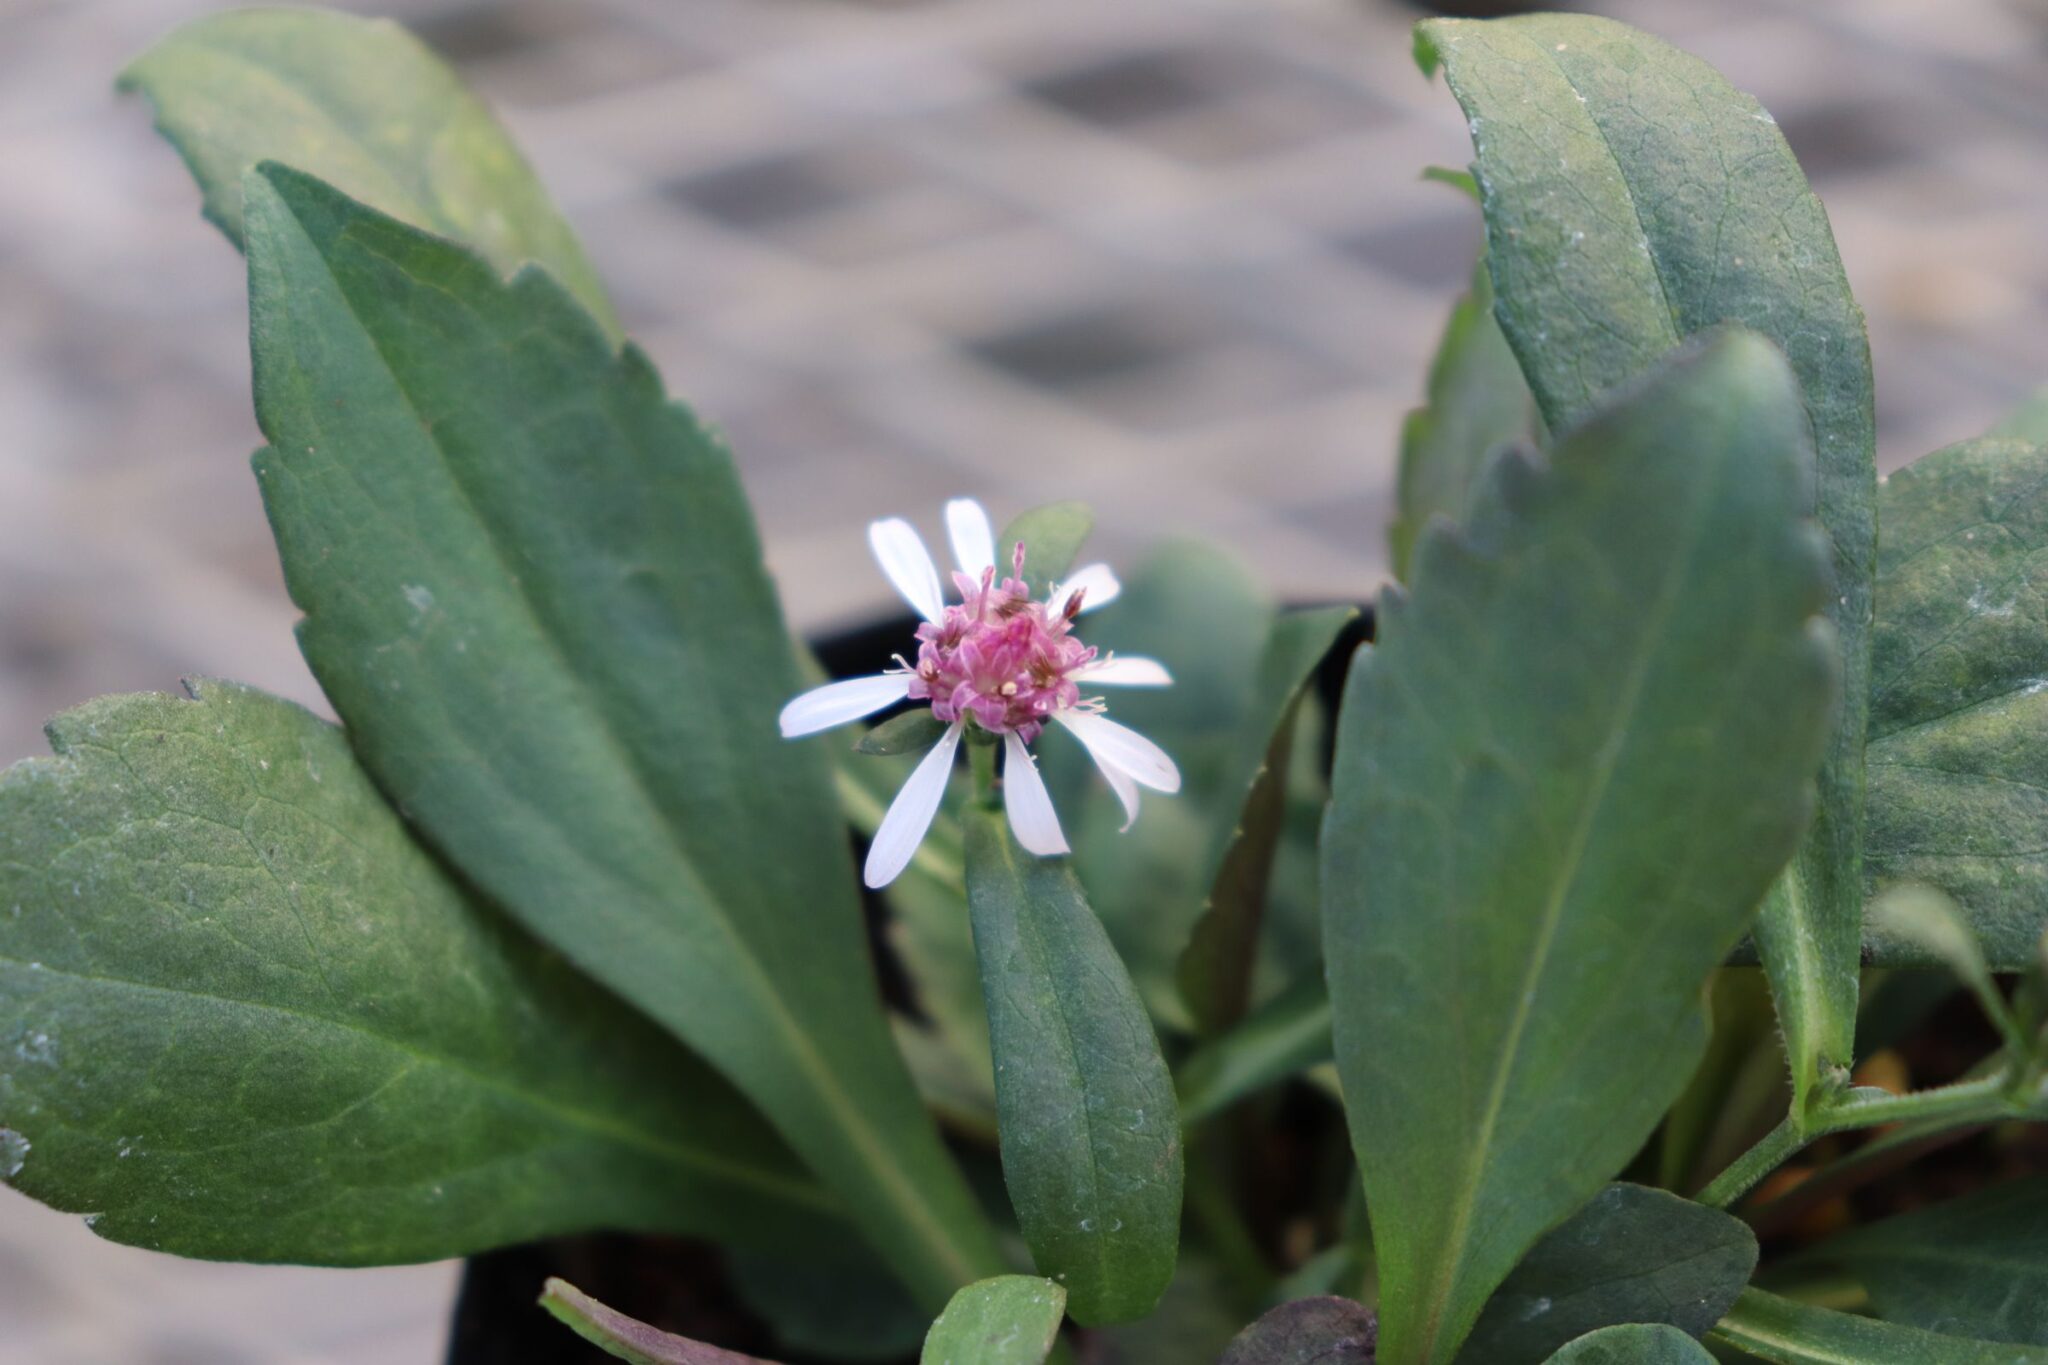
top-left (540, 1279), bottom-right (779, 1365)
top-left (1220, 1297), bottom-right (1378, 1365)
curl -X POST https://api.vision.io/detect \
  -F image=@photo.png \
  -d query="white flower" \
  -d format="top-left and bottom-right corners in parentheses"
top-left (781, 498), bottom-right (1181, 888)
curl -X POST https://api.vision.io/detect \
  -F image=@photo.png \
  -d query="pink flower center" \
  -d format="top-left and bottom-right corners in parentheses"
top-left (903, 543), bottom-right (1095, 743)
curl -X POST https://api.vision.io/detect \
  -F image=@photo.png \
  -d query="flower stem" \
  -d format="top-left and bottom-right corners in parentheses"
top-left (968, 733), bottom-right (998, 809)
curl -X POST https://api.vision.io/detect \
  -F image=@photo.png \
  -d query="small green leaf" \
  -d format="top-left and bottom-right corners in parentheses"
top-left (1179, 606), bottom-right (1357, 1034)
top-left (1322, 333), bottom-right (1836, 1365)
top-left (0, 682), bottom-right (838, 1265)
top-left (1458, 1184), bottom-right (1756, 1365)
top-left (964, 806), bottom-right (1183, 1326)
top-left (1713, 1286), bottom-right (2048, 1363)
top-left (1218, 1297), bottom-right (1378, 1365)
top-left (541, 1278), bottom-right (778, 1364)
top-left (1419, 10), bottom-right (1876, 1115)
top-left (1542, 1324), bottom-right (1714, 1364)
top-left (242, 165), bottom-right (999, 1306)
top-left (1865, 437), bottom-right (2048, 968)
top-left (1000, 502), bottom-right (1094, 600)
top-left (1176, 977), bottom-right (1333, 1126)
top-left (1391, 255), bottom-right (1535, 581)
top-left (857, 710), bottom-right (950, 757)
top-left (1783, 1178), bottom-right (2048, 1343)
top-left (120, 7), bottom-right (617, 336)
top-left (1991, 386), bottom-right (2048, 441)
top-left (920, 1275), bottom-right (1068, 1365)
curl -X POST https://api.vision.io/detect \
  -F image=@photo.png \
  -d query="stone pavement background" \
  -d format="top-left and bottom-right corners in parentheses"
top-left (1, 0), bottom-right (2044, 1359)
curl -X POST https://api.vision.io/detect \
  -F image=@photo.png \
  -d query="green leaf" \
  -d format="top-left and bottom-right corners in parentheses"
top-left (1542, 1324), bottom-right (1714, 1364)
top-left (541, 1278), bottom-right (779, 1365)
top-left (1783, 1178), bottom-right (2048, 1343)
top-left (1865, 437), bottom-right (2048, 968)
top-left (1000, 502), bottom-right (1094, 601)
top-left (1421, 165), bottom-right (1481, 200)
top-left (242, 165), bottom-right (999, 1307)
top-left (963, 806), bottom-right (1183, 1326)
top-left (1321, 333), bottom-right (1836, 1365)
top-left (1458, 1184), bottom-right (1756, 1365)
top-left (1218, 1297), bottom-right (1379, 1365)
top-left (1991, 386), bottom-right (2048, 442)
top-left (856, 710), bottom-right (950, 757)
top-left (920, 1275), bottom-right (1068, 1365)
top-left (1178, 606), bottom-right (1357, 1034)
top-left (1176, 977), bottom-right (1333, 1126)
top-left (1418, 10), bottom-right (1877, 1112)
top-left (1712, 1286), bottom-right (2048, 1363)
top-left (1391, 255), bottom-right (1536, 581)
top-left (120, 7), bottom-right (617, 338)
top-left (0, 681), bottom-right (838, 1264)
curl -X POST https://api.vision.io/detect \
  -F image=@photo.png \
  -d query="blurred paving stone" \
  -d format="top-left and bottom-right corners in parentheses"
top-left (2, 0), bottom-right (2046, 1358)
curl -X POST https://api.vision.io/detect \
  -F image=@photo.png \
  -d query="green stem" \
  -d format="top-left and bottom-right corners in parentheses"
top-left (1697, 1070), bottom-right (2030, 1209)
top-left (1695, 1114), bottom-right (1808, 1209)
top-left (967, 734), bottom-right (998, 808)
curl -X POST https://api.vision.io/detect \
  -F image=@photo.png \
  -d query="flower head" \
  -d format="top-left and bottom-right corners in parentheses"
top-left (780, 498), bottom-right (1180, 888)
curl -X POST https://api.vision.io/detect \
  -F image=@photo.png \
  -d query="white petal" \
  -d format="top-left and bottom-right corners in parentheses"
top-left (945, 498), bottom-right (997, 580)
top-left (1055, 709), bottom-right (1181, 793)
top-left (1003, 732), bottom-right (1069, 857)
top-left (779, 674), bottom-right (912, 738)
top-left (869, 517), bottom-right (945, 624)
top-left (1081, 655), bottom-right (1173, 687)
top-left (1097, 754), bottom-right (1142, 832)
top-left (1052, 563), bottom-right (1121, 616)
top-left (865, 722), bottom-right (964, 889)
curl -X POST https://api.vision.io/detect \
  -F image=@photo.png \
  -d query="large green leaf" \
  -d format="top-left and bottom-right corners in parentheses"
top-left (242, 165), bottom-right (998, 1305)
top-left (919, 1275), bottom-right (1067, 1365)
top-left (1712, 1287), bottom-right (2048, 1363)
top-left (963, 806), bottom-right (1182, 1326)
top-left (1322, 334), bottom-right (1835, 1365)
top-left (1543, 1325), bottom-right (1713, 1364)
top-left (1783, 1178), bottom-right (2048, 1343)
top-left (1865, 437), bottom-right (2048, 966)
top-left (120, 7), bottom-right (617, 337)
top-left (1458, 1184), bottom-right (1754, 1365)
top-left (0, 681), bottom-right (836, 1264)
top-left (1391, 254), bottom-right (1536, 581)
top-left (1418, 10), bottom-right (1877, 1111)
top-left (1178, 606), bottom-right (1357, 1034)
